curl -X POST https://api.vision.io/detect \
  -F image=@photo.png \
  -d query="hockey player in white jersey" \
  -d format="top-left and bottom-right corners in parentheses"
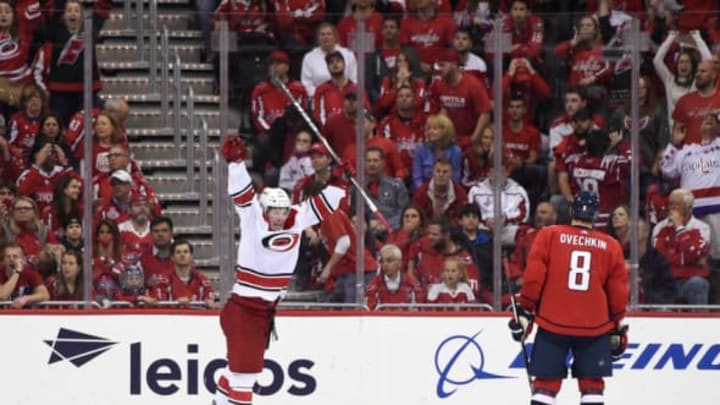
top-left (214, 136), bottom-right (346, 405)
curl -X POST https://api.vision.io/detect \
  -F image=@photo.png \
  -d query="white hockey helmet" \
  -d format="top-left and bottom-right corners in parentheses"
top-left (259, 187), bottom-right (291, 211)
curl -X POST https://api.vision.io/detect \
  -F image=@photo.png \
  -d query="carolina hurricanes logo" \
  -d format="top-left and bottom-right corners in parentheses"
top-left (261, 232), bottom-right (300, 252)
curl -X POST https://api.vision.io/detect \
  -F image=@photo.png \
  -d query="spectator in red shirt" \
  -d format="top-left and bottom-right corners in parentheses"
top-left (92, 219), bottom-right (123, 290)
top-left (504, 93), bottom-right (545, 205)
top-left (651, 188), bottom-right (711, 304)
top-left (113, 264), bottom-right (162, 307)
top-left (386, 203), bottom-right (426, 269)
top-left (365, 243), bottom-right (424, 310)
top-left (250, 50), bottom-right (308, 136)
top-left (86, 111), bottom-right (125, 175)
top-left (292, 142), bottom-right (348, 204)
top-left (313, 51), bottom-right (358, 126)
top-left (8, 85), bottom-right (45, 165)
top-left (426, 256), bottom-right (476, 305)
top-left (399, 0), bottom-right (456, 72)
top-left (0, 243), bottom-right (49, 307)
top-left (412, 157), bottom-right (468, 222)
top-left (340, 111), bottom-right (407, 180)
top-left (0, 135), bottom-right (25, 184)
top-left (0, 181), bottom-right (15, 221)
top-left (94, 170), bottom-right (134, 225)
top-left (139, 216), bottom-right (175, 292)
top-left (41, 174), bottom-right (82, 239)
top-left (64, 99), bottom-right (130, 165)
top-left (375, 50), bottom-right (427, 117)
top-left (316, 209), bottom-right (378, 303)
top-left (323, 89), bottom-right (364, 157)
top-left (118, 194), bottom-right (153, 265)
top-left (272, 0), bottom-right (325, 46)
top-left (501, 57), bottom-right (551, 121)
top-left (0, 1), bottom-right (34, 89)
top-left (17, 137), bottom-right (78, 213)
top-left (507, 201), bottom-right (557, 282)
top-left (672, 60), bottom-right (720, 145)
top-left (378, 85), bottom-right (427, 170)
top-left (2, 196), bottom-right (54, 263)
top-left (49, 250), bottom-right (85, 301)
top-left (337, 0), bottom-right (383, 48)
top-left (167, 239), bottom-right (217, 309)
top-left (427, 49), bottom-right (492, 148)
top-left (502, 0), bottom-right (544, 64)
top-left (211, 0), bottom-right (273, 41)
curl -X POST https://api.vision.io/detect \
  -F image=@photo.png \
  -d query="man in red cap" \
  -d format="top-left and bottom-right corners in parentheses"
top-left (426, 48), bottom-right (492, 149)
top-left (250, 50), bottom-right (308, 136)
top-left (291, 142), bottom-right (349, 204)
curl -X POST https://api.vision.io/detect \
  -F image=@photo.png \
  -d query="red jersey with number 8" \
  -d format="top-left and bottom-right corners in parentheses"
top-left (519, 224), bottom-right (628, 337)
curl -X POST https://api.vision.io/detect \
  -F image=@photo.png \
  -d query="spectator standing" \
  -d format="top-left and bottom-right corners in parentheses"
top-left (273, 0), bottom-right (326, 46)
top-left (672, 60), bottom-right (720, 145)
top-left (250, 51), bottom-right (308, 136)
top-left (651, 188), bottom-right (711, 305)
top-left (426, 49), bottom-right (492, 148)
top-left (365, 244), bottom-right (424, 310)
top-left (301, 23), bottom-right (357, 97)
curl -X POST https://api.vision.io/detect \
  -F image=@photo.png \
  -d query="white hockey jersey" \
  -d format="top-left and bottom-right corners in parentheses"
top-left (661, 138), bottom-right (720, 216)
top-left (228, 162), bottom-right (345, 302)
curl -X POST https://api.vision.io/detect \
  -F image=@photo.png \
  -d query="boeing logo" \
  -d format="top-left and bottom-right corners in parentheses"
top-left (434, 331), bottom-right (512, 399)
top-left (44, 328), bottom-right (118, 367)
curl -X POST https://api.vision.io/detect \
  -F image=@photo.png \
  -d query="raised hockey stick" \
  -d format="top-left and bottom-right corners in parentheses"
top-left (503, 257), bottom-right (533, 391)
top-left (271, 74), bottom-right (392, 231)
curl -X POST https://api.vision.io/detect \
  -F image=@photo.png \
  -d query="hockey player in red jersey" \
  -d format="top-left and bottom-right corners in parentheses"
top-left (214, 136), bottom-right (346, 405)
top-left (509, 191), bottom-right (629, 405)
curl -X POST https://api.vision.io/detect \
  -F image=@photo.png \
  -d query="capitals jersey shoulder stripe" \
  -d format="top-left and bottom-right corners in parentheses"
top-left (231, 183), bottom-right (254, 207)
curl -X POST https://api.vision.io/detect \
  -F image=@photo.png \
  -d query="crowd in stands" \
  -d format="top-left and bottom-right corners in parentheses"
top-left (219, 0), bottom-right (720, 309)
top-left (0, 0), bottom-right (215, 309)
top-left (1, 0), bottom-right (720, 310)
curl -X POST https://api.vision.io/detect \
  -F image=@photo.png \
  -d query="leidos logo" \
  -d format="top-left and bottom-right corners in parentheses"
top-left (44, 328), bottom-right (118, 367)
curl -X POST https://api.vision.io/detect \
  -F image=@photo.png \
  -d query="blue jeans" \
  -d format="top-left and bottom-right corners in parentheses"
top-left (675, 276), bottom-right (710, 305)
top-left (328, 271), bottom-right (375, 304)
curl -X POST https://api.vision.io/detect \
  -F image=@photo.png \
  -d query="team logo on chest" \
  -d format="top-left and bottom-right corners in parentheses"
top-left (261, 232), bottom-right (300, 252)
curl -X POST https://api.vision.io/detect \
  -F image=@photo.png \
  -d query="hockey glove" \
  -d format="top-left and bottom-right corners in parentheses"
top-left (609, 324), bottom-right (629, 361)
top-left (221, 135), bottom-right (247, 163)
top-left (508, 307), bottom-right (534, 342)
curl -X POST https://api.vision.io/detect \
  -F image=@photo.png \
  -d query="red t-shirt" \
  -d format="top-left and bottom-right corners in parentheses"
top-left (672, 89), bottom-right (720, 145)
top-left (0, 267), bottom-right (44, 300)
top-left (399, 14), bottom-right (456, 65)
top-left (502, 123), bottom-right (541, 162)
top-left (428, 73), bottom-right (492, 140)
top-left (379, 110), bottom-right (427, 169)
top-left (337, 12), bottom-right (383, 48)
top-left (167, 269), bottom-right (214, 302)
top-left (519, 224), bottom-right (628, 337)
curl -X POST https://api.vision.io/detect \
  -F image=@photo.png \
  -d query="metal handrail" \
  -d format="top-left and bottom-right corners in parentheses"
top-left (160, 27), bottom-right (169, 126)
top-left (136, 0), bottom-right (145, 61)
top-left (632, 305), bottom-right (720, 312)
top-left (148, 0), bottom-right (158, 92)
top-left (199, 118), bottom-right (209, 218)
top-left (0, 300), bottom-right (214, 309)
top-left (186, 86), bottom-right (195, 192)
top-left (278, 302), bottom-right (370, 310)
top-left (375, 303), bottom-right (495, 311)
top-left (0, 301), bottom-right (101, 309)
top-left (212, 150), bottom-right (221, 258)
top-left (173, 52), bottom-right (182, 158)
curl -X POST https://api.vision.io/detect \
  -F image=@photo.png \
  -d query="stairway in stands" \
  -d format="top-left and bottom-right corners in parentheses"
top-left (96, 0), bottom-right (238, 274)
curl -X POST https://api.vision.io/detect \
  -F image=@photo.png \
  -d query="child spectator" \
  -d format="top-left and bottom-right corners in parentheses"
top-left (426, 256), bottom-right (476, 305)
top-left (113, 264), bottom-right (162, 307)
top-left (60, 217), bottom-right (83, 253)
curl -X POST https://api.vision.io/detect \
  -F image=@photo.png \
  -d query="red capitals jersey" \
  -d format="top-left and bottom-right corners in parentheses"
top-left (672, 90), bottom-right (720, 145)
top-left (365, 273), bottom-right (425, 310)
top-left (337, 12), bottom-right (383, 48)
top-left (118, 220), bottom-right (153, 264)
top-left (139, 249), bottom-right (175, 289)
top-left (323, 112), bottom-right (356, 158)
top-left (0, 266), bottom-right (44, 300)
top-left (676, 0), bottom-right (714, 30)
top-left (375, 76), bottom-right (426, 116)
top-left (319, 210), bottom-right (377, 277)
top-left (427, 73), bottom-right (491, 142)
top-left (379, 110), bottom-right (426, 170)
top-left (0, 34), bottom-right (32, 84)
top-left (519, 224), bottom-right (628, 337)
top-left (312, 80), bottom-right (357, 126)
top-left (166, 269), bottom-right (215, 302)
top-left (211, 0), bottom-right (271, 33)
top-left (250, 80), bottom-right (307, 133)
top-left (502, 14), bottom-right (544, 62)
top-left (94, 197), bottom-right (131, 225)
top-left (553, 133), bottom-right (585, 172)
top-left (554, 42), bottom-right (611, 87)
top-left (564, 153), bottom-right (630, 228)
top-left (92, 168), bottom-right (162, 218)
top-left (652, 217), bottom-right (711, 280)
top-left (272, 0), bottom-right (325, 45)
top-left (17, 165), bottom-right (79, 214)
top-left (399, 14), bottom-right (456, 65)
top-left (8, 112), bottom-right (40, 162)
top-left (0, 143), bottom-right (25, 183)
top-left (502, 122), bottom-right (541, 162)
top-left (65, 109), bottom-right (129, 160)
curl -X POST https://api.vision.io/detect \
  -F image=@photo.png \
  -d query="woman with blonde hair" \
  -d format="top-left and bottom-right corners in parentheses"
top-left (2, 196), bottom-right (51, 260)
top-left (411, 114), bottom-right (463, 189)
top-left (426, 256), bottom-right (475, 305)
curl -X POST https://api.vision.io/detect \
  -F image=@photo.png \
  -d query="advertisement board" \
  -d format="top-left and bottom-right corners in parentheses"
top-left (2, 313), bottom-right (719, 404)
